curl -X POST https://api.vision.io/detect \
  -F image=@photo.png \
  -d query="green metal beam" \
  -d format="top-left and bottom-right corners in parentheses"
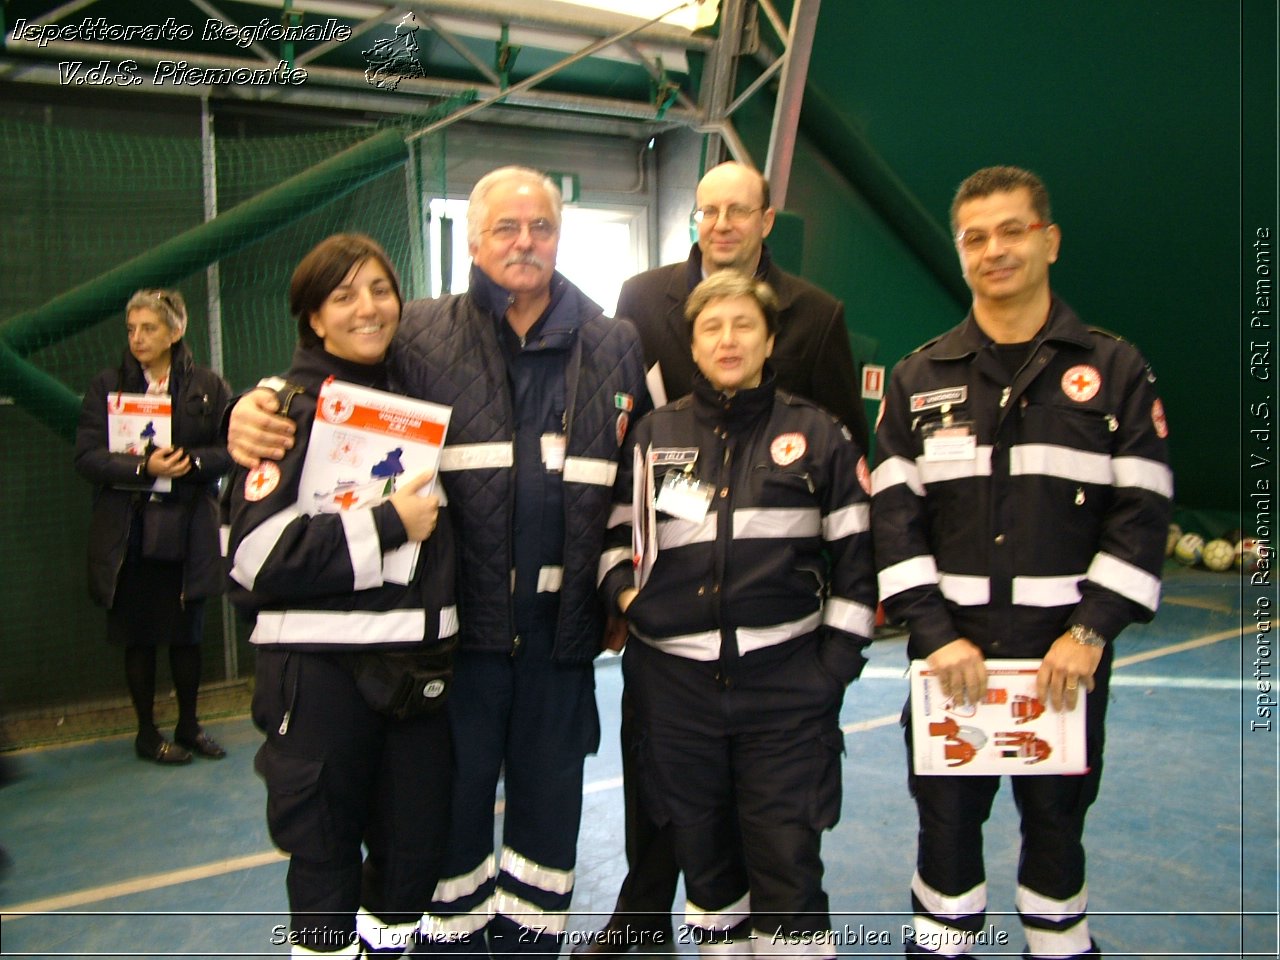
top-left (799, 84), bottom-right (970, 309)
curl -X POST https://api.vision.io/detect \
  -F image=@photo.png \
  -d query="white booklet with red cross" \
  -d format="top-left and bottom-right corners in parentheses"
top-left (106, 392), bottom-right (172, 493)
top-left (297, 378), bottom-right (451, 586)
top-left (910, 659), bottom-right (1087, 775)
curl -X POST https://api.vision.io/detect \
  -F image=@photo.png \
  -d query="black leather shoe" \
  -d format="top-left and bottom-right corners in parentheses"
top-left (135, 735), bottom-right (192, 765)
top-left (175, 730), bottom-right (227, 759)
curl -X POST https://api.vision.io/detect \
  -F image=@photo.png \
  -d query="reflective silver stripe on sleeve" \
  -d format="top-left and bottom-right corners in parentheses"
top-left (938, 573), bottom-right (990, 606)
top-left (822, 502), bottom-right (870, 540)
top-left (439, 604), bottom-right (459, 638)
top-left (536, 566), bottom-right (564, 593)
top-left (250, 608), bottom-right (428, 645)
top-left (439, 442), bottom-right (514, 472)
top-left (823, 598), bottom-right (876, 638)
top-left (1012, 574), bottom-right (1085, 608)
top-left (1010, 443), bottom-right (1111, 485)
top-left (607, 503), bottom-right (631, 529)
top-left (563, 456), bottom-right (618, 486)
top-left (340, 508), bottom-right (382, 591)
top-left (733, 507), bottom-right (821, 540)
top-left (657, 514), bottom-right (717, 550)
top-left (596, 546), bottom-right (632, 585)
top-left (1087, 552), bottom-right (1162, 612)
top-left (1111, 456), bottom-right (1174, 498)
top-left (500, 846), bottom-right (575, 895)
top-left (917, 445), bottom-right (994, 485)
top-left (877, 554), bottom-right (938, 601)
top-left (871, 456), bottom-right (923, 496)
top-left (230, 506), bottom-right (302, 589)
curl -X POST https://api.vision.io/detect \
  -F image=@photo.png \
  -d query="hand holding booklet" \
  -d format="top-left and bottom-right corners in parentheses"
top-left (106, 392), bottom-right (172, 493)
top-left (296, 378), bottom-right (451, 585)
top-left (910, 659), bottom-right (1087, 775)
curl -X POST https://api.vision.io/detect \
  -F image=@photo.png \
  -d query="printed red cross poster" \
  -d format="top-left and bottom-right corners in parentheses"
top-left (106, 392), bottom-right (172, 493)
top-left (910, 659), bottom-right (1087, 775)
top-left (297, 379), bottom-right (451, 585)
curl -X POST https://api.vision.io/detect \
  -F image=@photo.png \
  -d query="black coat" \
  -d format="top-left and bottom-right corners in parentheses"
top-left (394, 273), bottom-right (651, 663)
top-left (615, 243), bottom-right (869, 451)
top-left (74, 340), bottom-right (232, 608)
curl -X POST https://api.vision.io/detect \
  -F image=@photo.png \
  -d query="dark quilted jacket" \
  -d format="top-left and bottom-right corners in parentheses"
top-left (394, 276), bottom-right (650, 663)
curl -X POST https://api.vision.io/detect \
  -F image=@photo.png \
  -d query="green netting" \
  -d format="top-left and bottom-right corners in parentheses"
top-left (0, 102), bottom-right (457, 739)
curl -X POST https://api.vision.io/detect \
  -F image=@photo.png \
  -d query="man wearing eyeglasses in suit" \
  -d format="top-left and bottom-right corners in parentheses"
top-left (578, 160), bottom-right (868, 956)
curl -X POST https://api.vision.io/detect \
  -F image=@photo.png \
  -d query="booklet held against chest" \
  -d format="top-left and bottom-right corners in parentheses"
top-left (910, 659), bottom-right (1086, 775)
top-left (298, 379), bottom-right (451, 585)
top-left (107, 392), bottom-right (172, 493)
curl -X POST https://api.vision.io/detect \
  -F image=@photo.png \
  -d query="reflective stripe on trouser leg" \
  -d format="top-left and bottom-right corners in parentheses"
top-left (290, 942), bottom-right (362, 959)
top-left (685, 894), bottom-right (752, 956)
top-left (906, 872), bottom-right (987, 957)
top-left (487, 645), bottom-right (597, 955)
top-left (903, 709), bottom-right (1001, 956)
top-left (358, 909), bottom-right (424, 955)
top-left (1016, 884), bottom-right (1097, 959)
top-left (488, 844), bottom-right (575, 951)
top-left (419, 854), bottom-right (497, 942)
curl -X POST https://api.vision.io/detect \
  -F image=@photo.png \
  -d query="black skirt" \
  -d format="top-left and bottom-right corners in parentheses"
top-left (106, 529), bottom-right (205, 647)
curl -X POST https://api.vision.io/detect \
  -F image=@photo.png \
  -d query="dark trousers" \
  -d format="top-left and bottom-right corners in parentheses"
top-left (416, 639), bottom-right (599, 956)
top-left (624, 635), bottom-right (845, 941)
top-left (606, 687), bottom-right (681, 936)
top-left (253, 649), bottom-right (453, 955)
top-left (904, 648), bottom-right (1111, 959)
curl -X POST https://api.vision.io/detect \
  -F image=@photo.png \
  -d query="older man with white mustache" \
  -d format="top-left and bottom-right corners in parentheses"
top-left (229, 166), bottom-right (651, 958)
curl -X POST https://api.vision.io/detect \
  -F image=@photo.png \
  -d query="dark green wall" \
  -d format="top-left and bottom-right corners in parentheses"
top-left (754, 0), bottom-right (1245, 510)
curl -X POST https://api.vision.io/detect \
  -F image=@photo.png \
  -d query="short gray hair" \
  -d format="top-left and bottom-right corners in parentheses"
top-left (466, 166), bottom-right (563, 247)
top-left (684, 271), bottom-right (779, 338)
top-left (126, 289), bottom-right (187, 338)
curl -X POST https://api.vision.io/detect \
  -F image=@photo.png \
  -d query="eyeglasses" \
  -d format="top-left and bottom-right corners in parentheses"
top-left (956, 221), bottom-right (1049, 252)
top-left (693, 204), bottom-right (763, 226)
top-left (482, 218), bottom-right (558, 242)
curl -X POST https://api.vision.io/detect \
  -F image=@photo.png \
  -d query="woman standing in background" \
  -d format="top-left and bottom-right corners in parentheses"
top-left (74, 289), bottom-right (231, 765)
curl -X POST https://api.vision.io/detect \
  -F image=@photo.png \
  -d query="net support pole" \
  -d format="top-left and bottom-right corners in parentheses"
top-left (0, 126), bottom-right (410, 439)
top-left (199, 95), bottom-right (238, 682)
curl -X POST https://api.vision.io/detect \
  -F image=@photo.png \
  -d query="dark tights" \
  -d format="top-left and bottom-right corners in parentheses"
top-left (125, 644), bottom-right (202, 746)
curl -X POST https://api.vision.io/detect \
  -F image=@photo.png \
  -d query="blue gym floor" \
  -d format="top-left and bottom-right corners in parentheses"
top-left (1, 565), bottom-right (1275, 959)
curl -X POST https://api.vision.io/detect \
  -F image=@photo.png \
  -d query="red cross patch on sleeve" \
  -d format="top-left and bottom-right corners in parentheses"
top-left (1151, 398), bottom-right (1169, 438)
top-left (244, 461), bottom-right (281, 502)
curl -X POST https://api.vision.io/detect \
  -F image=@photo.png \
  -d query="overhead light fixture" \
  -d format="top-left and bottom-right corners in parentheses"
top-left (555, 0), bottom-right (720, 32)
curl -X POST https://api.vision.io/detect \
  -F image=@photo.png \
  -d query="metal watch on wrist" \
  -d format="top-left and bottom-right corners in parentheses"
top-left (1069, 624), bottom-right (1106, 648)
